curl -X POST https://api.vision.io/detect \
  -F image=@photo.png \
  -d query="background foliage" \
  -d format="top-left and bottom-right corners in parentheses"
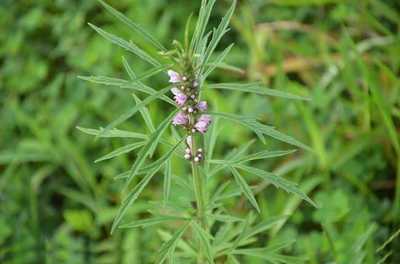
top-left (1, 0), bottom-right (399, 263)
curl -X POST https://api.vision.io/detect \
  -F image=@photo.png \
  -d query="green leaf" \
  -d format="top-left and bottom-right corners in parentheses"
top-left (236, 165), bottom-right (317, 207)
top-left (235, 149), bottom-right (297, 163)
top-left (119, 215), bottom-right (188, 229)
top-left (377, 227), bottom-right (400, 253)
top-left (191, 0), bottom-right (216, 55)
top-left (97, 0), bottom-right (166, 51)
top-left (212, 213), bottom-right (244, 223)
top-left (227, 255), bottom-right (240, 264)
top-left (139, 138), bottom-right (183, 176)
top-left (192, 222), bottom-right (214, 264)
top-left (94, 141), bottom-right (146, 163)
top-left (88, 23), bottom-right (161, 66)
top-left (156, 222), bottom-right (190, 263)
top-left (77, 126), bottom-right (148, 139)
top-left (202, 43), bottom-right (234, 80)
top-left (208, 140), bottom-right (255, 177)
top-left (164, 159), bottom-right (172, 204)
top-left (203, 0), bottom-right (236, 68)
top-left (124, 110), bottom-right (178, 190)
top-left (132, 94), bottom-right (155, 133)
top-left (243, 215), bottom-right (288, 240)
top-left (207, 82), bottom-right (311, 101)
top-left (79, 75), bottom-right (174, 107)
top-left (123, 63), bottom-right (171, 86)
top-left (111, 165), bottom-right (161, 234)
top-left (208, 112), bottom-right (312, 151)
top-left (99, 86), bottom-right (172, 137)
top-left (229, 167), bottom-right (260, 213)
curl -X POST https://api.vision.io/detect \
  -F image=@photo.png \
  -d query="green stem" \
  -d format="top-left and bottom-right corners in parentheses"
top-left (191, 136), bottom-right (207, 264)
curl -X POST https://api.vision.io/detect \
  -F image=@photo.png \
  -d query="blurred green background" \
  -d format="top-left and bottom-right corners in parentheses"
top-left (1, 0), bottom-right (399, 263)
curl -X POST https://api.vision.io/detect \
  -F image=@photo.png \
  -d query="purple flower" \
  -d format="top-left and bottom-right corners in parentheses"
top-left (172, 111), bottom-right (188, 126)
top-left (168, 70), bottom-right (182, 83)
top-left (194, 115), bottom-right (212, 134)
top-left (171, 88), bottom-right (187, 106)
top-left (197, 101), bottom-right (208, 112)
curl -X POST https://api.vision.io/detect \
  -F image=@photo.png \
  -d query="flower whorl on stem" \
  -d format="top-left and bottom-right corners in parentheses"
top-left (168, 70), bottom-right (211, 162)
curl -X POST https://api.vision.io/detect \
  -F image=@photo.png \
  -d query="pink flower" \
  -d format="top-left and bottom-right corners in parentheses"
top-left (172, 111), bottom-right (188, 126)
top-left (194, 115), bottom-right (212, 134)
top-left (197, 101), bottom-right (208, 112)
top-left (171, 88), bottom-right (187, 106)
top-left (168, 70), bottom-right (182, 83)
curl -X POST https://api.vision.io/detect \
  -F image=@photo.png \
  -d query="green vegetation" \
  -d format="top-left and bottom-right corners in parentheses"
top-left (1, 0), bottom-right (399, 263)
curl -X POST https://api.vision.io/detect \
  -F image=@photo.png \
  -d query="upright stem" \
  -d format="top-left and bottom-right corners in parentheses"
top-left (191, 136), bottom-right (207, 264)
top-left (192, 160), bottom-right (206, 227)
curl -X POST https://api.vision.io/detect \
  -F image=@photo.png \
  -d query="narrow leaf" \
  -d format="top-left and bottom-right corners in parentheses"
top-left (203, 0), bottom-right (236, 68)
top-left (88, 23), bottom-right (161, 66)
top-left (207, 82), bottom-right (310, 101)
top-left (124, 110), bottom-right (178, 190)
top-left (132, 94), bottom-right (155, 133)
top-left (237, 165), bottom-right (317, 207)
top-left (229, 167), bottom-right (260, 213)
top-left (77, 126), bottom-right (147, 139)
top-left (156, 222), bottom-right (190, 263)
top-left (235, 149), bottom-right (297, 163)
top-left (95, 141), bottom-right (145, 163)
top-left (164, 159), bottom-right (172, 204)
top-left (119, 215), bottom-right (188, 229)
top-left (99, 86), bottom-right (172, 137)
top-left (110, 165), bottom-right (160, 234)
top-left (192, 222), bottom-right (214, 263)
top-left (97, 0), bottom-right (166, 51)
top-left (203, 43), bottom-right (234, 80)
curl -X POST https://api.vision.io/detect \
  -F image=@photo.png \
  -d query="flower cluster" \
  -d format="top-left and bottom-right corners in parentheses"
top-left (168, 70), bottom-right (211, 162)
